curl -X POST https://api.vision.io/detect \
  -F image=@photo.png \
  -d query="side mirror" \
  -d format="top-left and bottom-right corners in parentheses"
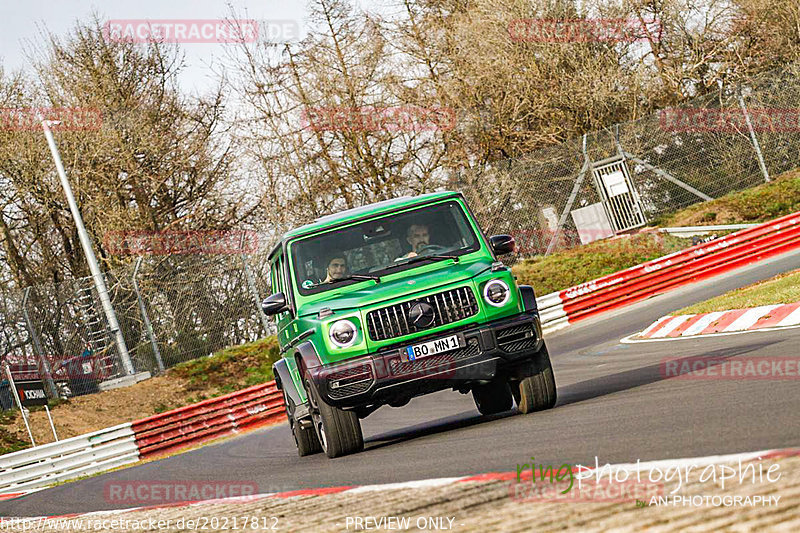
top-left (261, 292), bottom-right (288, 316)
top-left (489, 234), bottom-right (516, 255)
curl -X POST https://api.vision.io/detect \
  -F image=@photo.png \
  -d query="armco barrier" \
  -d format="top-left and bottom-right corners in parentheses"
top-left (0, 383), bottom-right (285, 496)
top-left (536, 210), bottom-right (800, 329)
top-left (131, 381), bottom-right (285, 459)
top-left (0, 423), bottom-right (139, 493)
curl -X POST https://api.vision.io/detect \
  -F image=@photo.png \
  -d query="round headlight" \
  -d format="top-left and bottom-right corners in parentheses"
top-left (483, 279), bottom-right (510, 307)
top-left (329, 320), bottom-right (357, 348)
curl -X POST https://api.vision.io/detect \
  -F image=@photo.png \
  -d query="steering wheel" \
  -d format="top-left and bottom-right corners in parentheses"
top-left (416, 243), bottom-right (448, 255)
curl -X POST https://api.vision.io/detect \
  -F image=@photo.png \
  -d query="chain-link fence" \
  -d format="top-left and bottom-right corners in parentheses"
top-left (0, 247), bottom-right (274, 405)
top-left (456, 62), bottom-right (800, 256)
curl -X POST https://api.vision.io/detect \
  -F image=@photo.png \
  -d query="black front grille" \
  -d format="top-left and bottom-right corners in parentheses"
top-left (367, 287), bottom-right (479, 342)
top-left (327, 364), bottom-right (374, 399)
top-left (496, 323), bottom-right (537, 353)
top-left (389, 337), bottom-right (481, 376)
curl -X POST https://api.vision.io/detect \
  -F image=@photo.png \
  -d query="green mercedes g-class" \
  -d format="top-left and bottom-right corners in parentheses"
top-left (264, 192), bottom-right (557, 458)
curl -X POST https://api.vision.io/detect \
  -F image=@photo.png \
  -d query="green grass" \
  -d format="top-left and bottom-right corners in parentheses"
top-left (654, 169), bottom-right (800, 227)
top-left (0, 410), bottom-right (29, 455)
top-left (171, 336), bottom-right (281, 398)
top-left (512, 233), bottom-right (689, 295)
top-left (512, 167), bottom-right (800, 295)
top-left (675, 269), bottom-right (800, 315)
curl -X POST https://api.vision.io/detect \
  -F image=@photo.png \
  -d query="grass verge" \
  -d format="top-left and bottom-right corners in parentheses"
top-left (512, 167), bottom-right (800, 295)
top-left (511, 232), bottom-right (690, 295)
top-left (654, 169), bottom-right (800, 227)
top-left (675, 268), bottom-right (800, 315)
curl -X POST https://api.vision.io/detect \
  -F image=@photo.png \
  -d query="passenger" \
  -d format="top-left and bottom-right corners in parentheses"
top-left (322, 254), bottom-right (348, 283)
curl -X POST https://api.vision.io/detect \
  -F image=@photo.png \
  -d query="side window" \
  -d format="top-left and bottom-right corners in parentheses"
top-left (270, 254), bottom-right (292, 323)
top-left (270, 257), bottom-right (280, 294)
top-left (276, 255), bottom-right (286, 294)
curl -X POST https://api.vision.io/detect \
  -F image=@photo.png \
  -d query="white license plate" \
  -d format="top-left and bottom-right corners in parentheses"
top-left (405, 334), bottom-right (462, 361)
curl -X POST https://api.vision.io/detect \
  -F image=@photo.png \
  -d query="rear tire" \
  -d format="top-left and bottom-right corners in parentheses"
top-left (283, 391), bottom-right (322, 457)
top-left (305, 379), bottom-right (364, 458)
top-left (472, 379), bottom-right (513, 415)
top-left (513, 347), bottom-right (557, 414)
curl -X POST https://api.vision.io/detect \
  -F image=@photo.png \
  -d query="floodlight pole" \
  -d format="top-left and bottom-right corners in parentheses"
top-left (40, 119), bottom-right (135, 375)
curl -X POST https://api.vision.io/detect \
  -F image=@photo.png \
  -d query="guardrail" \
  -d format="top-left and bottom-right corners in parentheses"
top-left (0, 384), bottom-right (286, 496)
top-left (0, 423), bottom-right (139, 493)
top-left (131, 382), bottom-right (285, 459)
top-left (659, 223), bottom-right (758, 238)
top-left (537, 210), bottom-right (800, 330)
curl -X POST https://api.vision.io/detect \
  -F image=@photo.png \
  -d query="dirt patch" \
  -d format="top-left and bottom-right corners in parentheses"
top-left (3, 337), bottom-right (280, 448)
top-left (4, 373), bottom-right (193, 446)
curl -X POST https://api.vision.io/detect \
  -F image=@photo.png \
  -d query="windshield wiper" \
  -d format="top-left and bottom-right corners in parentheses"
top-left (308, 274), bottom-right (381, 289)
top-left (396, 254), bottom-right (460, 267)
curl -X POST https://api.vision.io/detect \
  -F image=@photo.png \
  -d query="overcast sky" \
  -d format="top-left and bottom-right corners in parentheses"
top-left (0, 0), bottom-right (384, 94)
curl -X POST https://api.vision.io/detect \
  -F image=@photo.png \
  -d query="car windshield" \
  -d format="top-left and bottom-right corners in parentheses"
top-left (291, 200), bottom-right (480, 295)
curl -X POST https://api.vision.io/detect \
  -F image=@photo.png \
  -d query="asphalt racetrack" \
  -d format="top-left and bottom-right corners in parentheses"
top-left (2, 249), bottom-right (799, 517)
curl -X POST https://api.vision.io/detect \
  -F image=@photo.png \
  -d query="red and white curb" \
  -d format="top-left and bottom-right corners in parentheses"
top-left (623, 302), bottom-right (800, 342)
top-left (3, 447), bottom-right (798, 519)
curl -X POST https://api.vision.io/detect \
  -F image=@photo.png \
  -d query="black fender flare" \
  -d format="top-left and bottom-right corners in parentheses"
top-left (272, 359), bottom-right (303, 408)
top-left (519, 285), bottom-right (538, 313)
top-left (294, 340), bottom-right (323, 382)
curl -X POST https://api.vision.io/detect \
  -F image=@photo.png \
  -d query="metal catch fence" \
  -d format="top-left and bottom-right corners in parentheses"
top-left (1, 250), bottom-right (274, 405)
top-left (456, 63), bottom-right (800, 256)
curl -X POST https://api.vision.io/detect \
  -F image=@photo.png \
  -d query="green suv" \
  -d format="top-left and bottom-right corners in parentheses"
top-left (263, 192), bottom-right (557, 458)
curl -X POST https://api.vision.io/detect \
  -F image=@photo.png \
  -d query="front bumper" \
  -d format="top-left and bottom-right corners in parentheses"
top-left (309, 312), bottom-right (546, 408)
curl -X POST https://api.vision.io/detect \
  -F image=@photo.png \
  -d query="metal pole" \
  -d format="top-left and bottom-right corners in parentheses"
top-left (22, 288), bottom-right (58, 399)
top-left (44, 405), bottom-right (59, 441)
top-left (546, 133), bottom-right (590, 256)
top-left (5, 364), bottom-right (35, 446)
top-left (40, 118), bottom-right (135, 375)
top-left (737, 87), bottom-right (771, 183)
top-left (133, 258), bottom-right (165, 373)
top-left (621, 153), bottom-right (713, 201)
top-left (240, 234), bottom-right (271, 335)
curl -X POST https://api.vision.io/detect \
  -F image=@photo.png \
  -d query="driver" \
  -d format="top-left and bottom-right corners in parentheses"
top-left (322, 254), bottom-right (348, 283)
top-left (397, 223), bottom-right (430, 260)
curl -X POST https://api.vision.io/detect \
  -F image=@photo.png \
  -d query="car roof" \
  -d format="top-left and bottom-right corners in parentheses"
top-left (274, 191), bottom-right (463, 252)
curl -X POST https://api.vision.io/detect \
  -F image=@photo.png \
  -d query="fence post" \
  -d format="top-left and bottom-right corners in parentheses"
top-left (737, 85), bottom-right (771, 183)
top-left (546, 133), bottom-right (590, 256)
top-left (22, 288), bottom-right (58, 399)
top-left (132, 258), bottom-right (165, 373)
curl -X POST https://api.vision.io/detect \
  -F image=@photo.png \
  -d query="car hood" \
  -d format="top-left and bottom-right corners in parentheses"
top-left (298, 259), bottom-right (493, 317)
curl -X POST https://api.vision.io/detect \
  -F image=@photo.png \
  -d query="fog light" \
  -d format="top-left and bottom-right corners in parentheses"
top-left (483, 279), bottom-right (510, 307)
top-left (329, 320), bottom-right (357, 348)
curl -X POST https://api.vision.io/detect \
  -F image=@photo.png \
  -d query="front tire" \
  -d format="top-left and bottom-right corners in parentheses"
top-left (283, 391), bottom-right (322, 457)
top-left (305, 379), bottom-right (364, 458)
top-left (472, 379), bottom-right (513, 415)
top-left (513, 346), bottom-right (557, 414)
